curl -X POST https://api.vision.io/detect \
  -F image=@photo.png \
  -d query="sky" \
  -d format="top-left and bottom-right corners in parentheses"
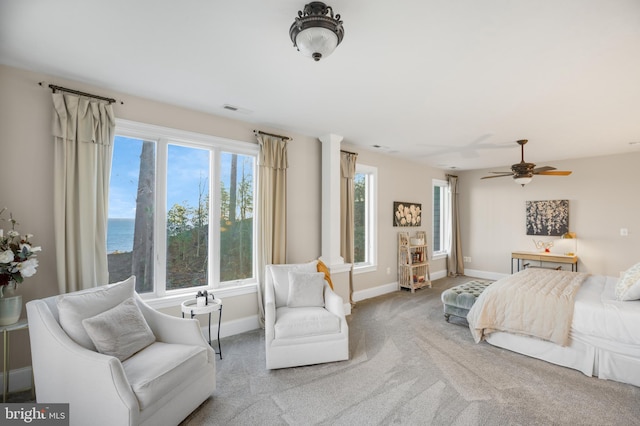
top-left (108, 136), bottom-right (252, 219)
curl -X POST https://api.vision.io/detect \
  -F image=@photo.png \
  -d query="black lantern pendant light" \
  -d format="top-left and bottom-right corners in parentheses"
top-left (289, 2), bottom-right (344, 61)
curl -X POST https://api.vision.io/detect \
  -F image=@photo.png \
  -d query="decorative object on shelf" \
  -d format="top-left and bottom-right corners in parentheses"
top-left (290, 2), bottom-right (344, 61)
top-left (196, 290), bottom-right (213, 307)
top-left (525, 199), bottom-right (569, 236)
top-left (532, 239), bottom-right (554, 253)
top-left (393, 202), bottom-right (422, 227)
top-left (0, 209), bottom-right (41, 325)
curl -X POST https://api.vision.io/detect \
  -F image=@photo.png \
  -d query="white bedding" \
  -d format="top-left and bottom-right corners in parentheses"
top-left (482, 274), bottom-right (640, 387)
top-left (572, 275), bottom-right (640, 346)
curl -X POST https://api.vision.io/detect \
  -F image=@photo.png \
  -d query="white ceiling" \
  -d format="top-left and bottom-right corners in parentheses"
top-left (2, 0), bottom-right (640, 171)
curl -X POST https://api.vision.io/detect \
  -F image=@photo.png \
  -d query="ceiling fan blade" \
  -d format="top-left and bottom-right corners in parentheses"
top-left (536, 170), bottom-right (572, 176)
top-left (481, 173), bottom-right (513, 179)
top-left (532, 166), bottom-right (556, 173)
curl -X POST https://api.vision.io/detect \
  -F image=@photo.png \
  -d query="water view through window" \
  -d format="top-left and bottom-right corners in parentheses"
top-left (107, 131), bottom-right (256, 295)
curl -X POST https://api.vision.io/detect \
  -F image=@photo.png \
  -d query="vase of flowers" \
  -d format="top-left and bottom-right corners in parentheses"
top-left (0, 208), bottom-right (40, 325)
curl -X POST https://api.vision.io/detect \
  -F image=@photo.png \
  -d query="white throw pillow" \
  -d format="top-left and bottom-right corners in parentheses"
top-left (57, 276), bottom-right (136, 350)
top-left (82, 297), bottom-right (156, 361)
top-left (287, 271), bottom-right (325, 308)
top-left (615, 262), bottom-right (640, 301)
top-left (269, 261), bottom-right (318, 307)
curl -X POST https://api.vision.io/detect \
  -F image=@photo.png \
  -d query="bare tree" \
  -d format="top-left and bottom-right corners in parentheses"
top-left (132, 141), bottom-right (155, 292)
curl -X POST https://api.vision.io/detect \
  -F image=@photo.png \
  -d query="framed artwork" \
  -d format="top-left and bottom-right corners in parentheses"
top-left (526, 200), bottom-right (569, 236)
top-left (393, 202), bottom-right (422, 227)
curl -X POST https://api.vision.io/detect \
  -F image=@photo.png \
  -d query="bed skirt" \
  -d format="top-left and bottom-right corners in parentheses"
top-left (486, 330), bottom-right (640, 388)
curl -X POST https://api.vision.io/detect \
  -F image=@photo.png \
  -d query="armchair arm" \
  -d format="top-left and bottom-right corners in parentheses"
top-left (135, 294), bottom-right (212, 350)
top-left (324, 284), bottom-right (346, 319)
top-left (264, 273), bottom-right (276, 343)
top-left (26, 300), bottom-right (139, 426)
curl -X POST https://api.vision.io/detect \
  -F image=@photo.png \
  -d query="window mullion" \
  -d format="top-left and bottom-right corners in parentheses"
top-left (156, 138), bottom-right (169, 297)
top-left (211, 148), bottom-right (221, 289)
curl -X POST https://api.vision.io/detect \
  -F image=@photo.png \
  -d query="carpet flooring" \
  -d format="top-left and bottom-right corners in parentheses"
top-left (181, 275), bottom-right (640, 425)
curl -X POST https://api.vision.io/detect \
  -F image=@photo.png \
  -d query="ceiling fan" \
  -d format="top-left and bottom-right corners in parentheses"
top-left (481, 139), bottom-right (572, 186)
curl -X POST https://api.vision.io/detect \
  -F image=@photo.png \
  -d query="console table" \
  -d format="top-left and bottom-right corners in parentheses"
top-left (511, 251), bottom-right (578, 273)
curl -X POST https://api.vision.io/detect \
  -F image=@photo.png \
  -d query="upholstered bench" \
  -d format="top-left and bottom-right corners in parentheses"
top-left (441, 280), bottom-right (493, 322)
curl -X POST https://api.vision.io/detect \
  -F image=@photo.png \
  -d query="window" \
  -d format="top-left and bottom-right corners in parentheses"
top-left (107, 120), bottom-right (257, 298)
top-left (432, 179), bottom-right (450, 257)
top-left (354, 164), bottom-right (377, 272)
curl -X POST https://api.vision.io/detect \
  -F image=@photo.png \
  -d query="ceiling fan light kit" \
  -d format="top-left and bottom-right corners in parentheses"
top-left (481, 139), bottom-right (572, 186)
top-left (290, 2), bottom-right (344, 61)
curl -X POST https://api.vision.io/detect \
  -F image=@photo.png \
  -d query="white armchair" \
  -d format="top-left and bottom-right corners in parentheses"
top-left (265, 262), bottom-right (349, 369)
top-left (26, 277), bottom-right (215, 426)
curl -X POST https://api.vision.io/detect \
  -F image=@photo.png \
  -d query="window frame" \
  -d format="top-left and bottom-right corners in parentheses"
top-left (353, 164), bottom-right (377, 274)
top-left (113, 119), bottom-right (259, 304)
top-left (432, 178), bottom-right (450, 260)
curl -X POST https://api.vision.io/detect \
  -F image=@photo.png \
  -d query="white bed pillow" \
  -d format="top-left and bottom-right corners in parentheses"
top-left (615, 262), bottom-right (640, 301)
top-left (57, 276), bottom-right (136, 350)
top-left (82, 297), bottom-right (156, 361)
top-left (287, 271), bottom-right (325, 308)
top-left (269, 261), bottom-right (318, 307)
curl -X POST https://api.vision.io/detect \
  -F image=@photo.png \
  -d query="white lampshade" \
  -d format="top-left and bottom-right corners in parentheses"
top-left (514, 176), bottom-right (532, 186)
top-left (295, 27), bottom-right (339, 61)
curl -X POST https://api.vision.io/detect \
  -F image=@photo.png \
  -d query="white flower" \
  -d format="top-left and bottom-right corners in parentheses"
top-left (0, 250), bottom-right (14, 264)
top-left (17, 258), bottom-right (39, 278)
top-left (7, 230), bottom-right (19, 238)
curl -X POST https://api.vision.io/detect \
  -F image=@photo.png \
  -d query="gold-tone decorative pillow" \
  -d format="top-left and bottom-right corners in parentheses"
top-left (317, 259), bottom-right (334, 290)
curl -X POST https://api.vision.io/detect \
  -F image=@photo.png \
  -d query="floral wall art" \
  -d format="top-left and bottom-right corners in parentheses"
top-left (393, 202), bottom-right (421, 227)
top-left (526, 200), bottom-right (569, 236)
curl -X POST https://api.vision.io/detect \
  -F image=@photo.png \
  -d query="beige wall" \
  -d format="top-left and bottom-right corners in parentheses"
top-left (0, 64), bottom-right (446, 371)
top-left (458, 153), bottom-right (640, 277)
top-left (343, 143), bottom-right (448, 293)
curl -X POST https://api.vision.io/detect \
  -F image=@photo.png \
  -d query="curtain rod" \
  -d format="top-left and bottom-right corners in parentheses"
top-left (446, 173), bottom-right (458, 178)
top-left (253, 130), bottom-right (291, 141)
top-left (39, 82), bottom-right (122, 104)
top-left (340, 149), bottom-right (358, 156)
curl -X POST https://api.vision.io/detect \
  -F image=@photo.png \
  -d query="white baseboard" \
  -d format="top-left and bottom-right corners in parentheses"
top-left (463, 269), bottom-right (509, 281)
top-left (199, 314), bottom-right (259, 340)
top-left (0, 366), bottom-right (33, 394)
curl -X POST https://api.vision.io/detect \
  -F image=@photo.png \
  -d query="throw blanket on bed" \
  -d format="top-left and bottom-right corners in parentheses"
top-left (468, 268), bottom-right (589, 346)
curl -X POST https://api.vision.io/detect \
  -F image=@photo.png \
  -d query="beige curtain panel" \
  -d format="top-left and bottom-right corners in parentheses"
top-left (256, 133), bottom-right (288, 327)
top-left (52, 93), bottom-right (115, 293)
top-left (340, 151), bottom-right (357, 306)
top-left (447, 174), bottom-right (464, 276)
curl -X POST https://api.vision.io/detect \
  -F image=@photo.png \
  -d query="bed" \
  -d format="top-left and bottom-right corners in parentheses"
top-left (467, 267), bottom-right (640, 388)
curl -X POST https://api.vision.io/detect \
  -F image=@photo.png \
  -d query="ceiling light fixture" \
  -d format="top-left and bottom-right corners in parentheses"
top-left (290, 2), bottom-right (344, 61)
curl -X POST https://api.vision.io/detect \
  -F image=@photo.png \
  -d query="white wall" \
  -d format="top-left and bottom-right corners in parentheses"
top-left (458, 153), bottom-right (640, 277)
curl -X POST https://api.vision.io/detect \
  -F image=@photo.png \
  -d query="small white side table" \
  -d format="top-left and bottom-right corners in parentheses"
top-left (1, 319), bottom-right (29, 402)
top-left (181, 297), bottom-right (222, 359)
